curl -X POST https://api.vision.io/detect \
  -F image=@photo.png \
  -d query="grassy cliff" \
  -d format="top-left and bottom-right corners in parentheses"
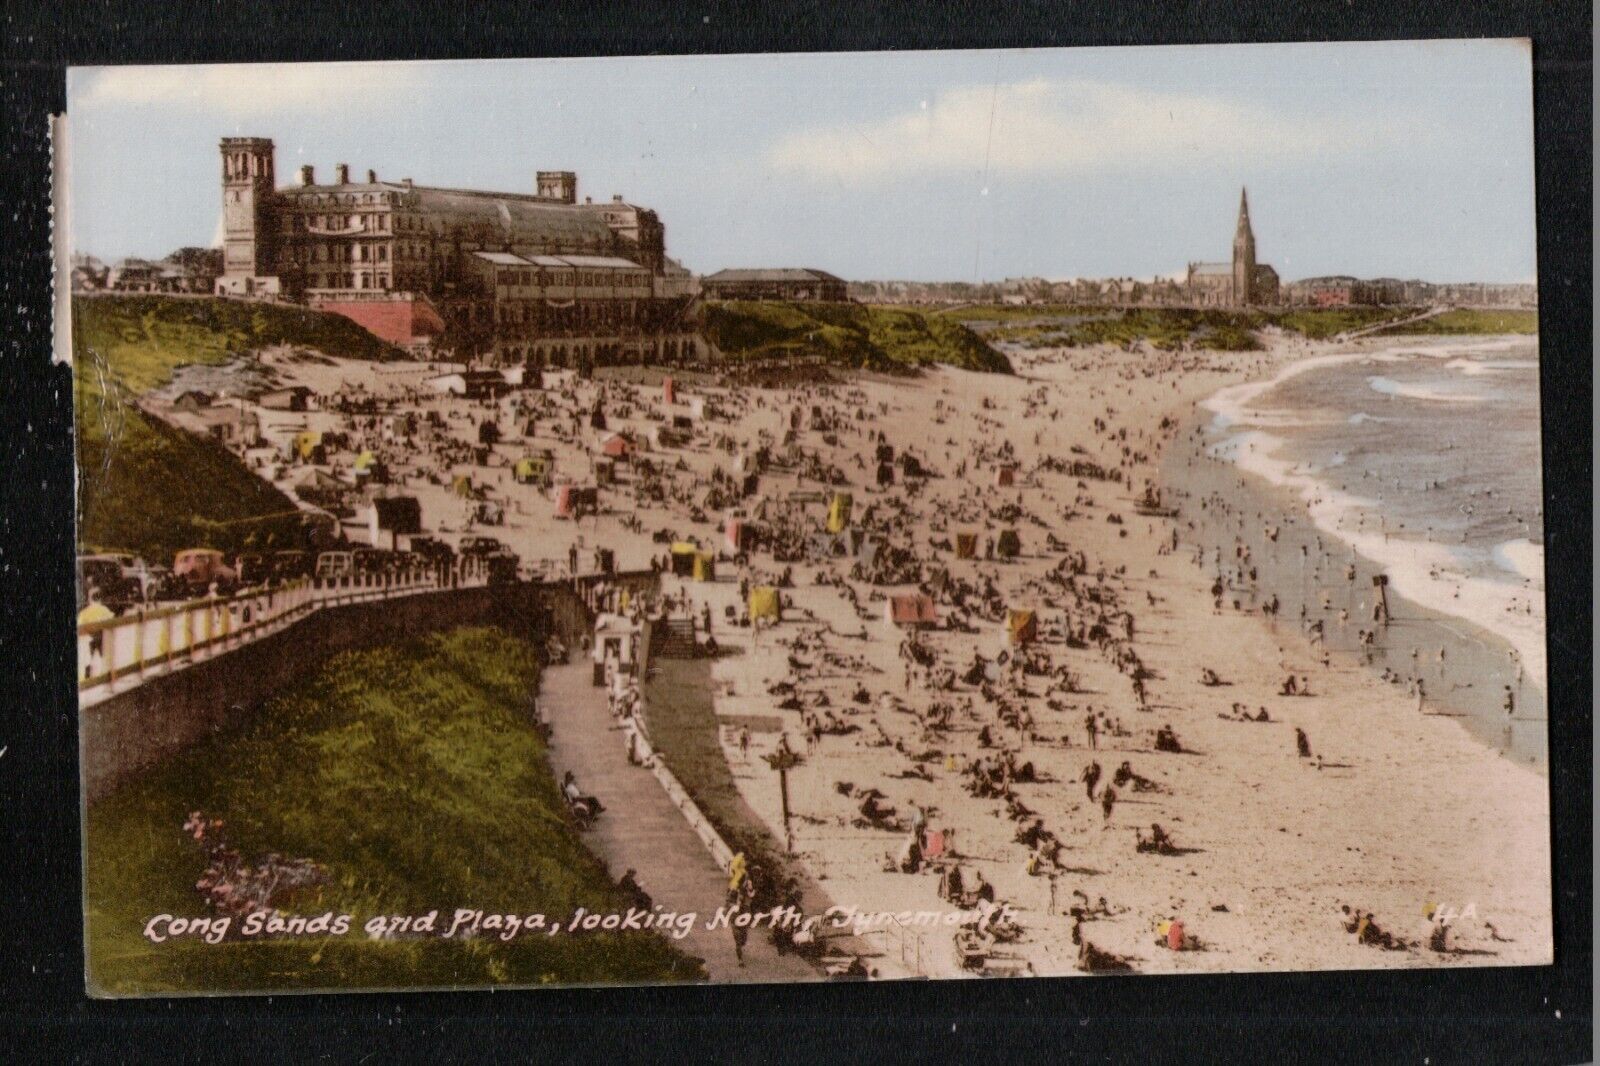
top-left (702, 300), bottom-right (1012, 374)
top-left (73, 295), bottom-right (400, 562)
top-left (86, 627), bottom-right (702, 994)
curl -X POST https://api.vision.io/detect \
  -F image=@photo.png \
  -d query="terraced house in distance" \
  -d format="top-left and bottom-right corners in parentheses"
top-left (214, 136), bottom-right (703, 366)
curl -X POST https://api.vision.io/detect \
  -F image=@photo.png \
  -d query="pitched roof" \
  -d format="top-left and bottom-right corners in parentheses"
top-left (703, 268), bottom-right (845, 284)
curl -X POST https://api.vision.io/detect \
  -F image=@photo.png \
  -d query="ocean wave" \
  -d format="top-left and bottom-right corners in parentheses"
top-left (1203, 427), bottom-right (1547, 689)
top-left (1443, 358), bottom-right (1539, 376)
top-left (1492, 538), bottom-right (1545, 583)
top-left (1366, 375), bottom-right (1487, 404)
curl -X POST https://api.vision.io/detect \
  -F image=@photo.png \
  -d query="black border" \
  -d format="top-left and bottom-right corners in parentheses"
top-left (1, 2), bottom-right (1590, 1061)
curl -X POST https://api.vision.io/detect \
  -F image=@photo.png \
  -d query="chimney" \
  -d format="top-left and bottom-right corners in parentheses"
top-left (613, 194), bottom-right (623, 203)
top-left (335, 163), bottom-right (349, 184)
top-left (402, 178), bottom-right (413, 188)
top-left (585, 196), bottom-right (592, 204)
top-left (367, 169), bottom-right (377, 184)
top-left (299, 164), bottom-right (315, 186)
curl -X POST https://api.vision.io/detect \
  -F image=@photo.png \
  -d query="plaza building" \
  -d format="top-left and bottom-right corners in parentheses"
top-left (214, 137), bottom-right (701, 365)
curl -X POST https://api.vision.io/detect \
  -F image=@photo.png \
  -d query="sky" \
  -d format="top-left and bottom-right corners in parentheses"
top-left (67, 41), bottom-right (1537, 284)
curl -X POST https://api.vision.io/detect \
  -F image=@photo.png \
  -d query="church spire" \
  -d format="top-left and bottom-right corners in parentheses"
top-left (1236, 186), bottom-right (1252, 241)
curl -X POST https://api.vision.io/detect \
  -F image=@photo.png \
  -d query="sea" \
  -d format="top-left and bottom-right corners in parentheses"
top-left (1166, 334), bottom-right (1546, 767)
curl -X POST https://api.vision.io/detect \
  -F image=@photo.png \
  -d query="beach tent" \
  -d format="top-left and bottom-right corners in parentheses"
top-left (293, 431), bottom-right (323, 461)
top-left (663, 376), bottom-right (675, 406)
top-left (515, 453), bottom-right (553, 486)
top-left (954, 533), bottom-right (978, 560)
top-left (670, 542), bottom-right (699, 577)
top-left (1007, 609), bottom-right (1039, 646)
top-left (693, 552), bottom-right (716, 582)
top-left (826, 492), bottom-right (853, 534)
top-left (353, 450), bottom-right (377, 473)
top-left (899, 454), bottom-right (925, 478)
top-left (725, 518), bottom-right (756, 555)
top-left (996, 529), bottom-right (1021, 559)
top-left (601, 433), bottom-right (632, 459)
top-left (452, 474), bottom-right (476, 499)
top-left (995, 464), bottom-right (1017, 488)
top-left (876, 461), bottom-right (895, 487)
top-left (748, 586), bottom-right (781, 623)
top-left (887, 593), bottom-right (939, 628)
top-left (875, 442), bottom-right (895, 465)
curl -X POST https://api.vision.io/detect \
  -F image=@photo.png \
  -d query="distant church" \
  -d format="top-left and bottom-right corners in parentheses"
top-left (1186, 189), bottom-right (1280, 307)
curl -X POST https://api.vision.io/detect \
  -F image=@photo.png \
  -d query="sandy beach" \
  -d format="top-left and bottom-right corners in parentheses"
top-left (247, 332), bottom-right (1551, 978)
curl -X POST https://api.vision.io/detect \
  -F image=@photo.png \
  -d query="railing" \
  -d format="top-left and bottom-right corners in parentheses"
top-left (77, 562), bottom-right (493, 705)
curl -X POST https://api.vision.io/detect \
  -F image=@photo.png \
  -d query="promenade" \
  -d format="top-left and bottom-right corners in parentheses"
top-left (539, 659), bottom-right (818, 983)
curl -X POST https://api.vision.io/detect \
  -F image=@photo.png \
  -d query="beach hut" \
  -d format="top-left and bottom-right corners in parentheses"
top-left (724, 517), bottom-right (756, 555)
top-left (553, 484), bottom-right (575, 519)
top-left (887, 593), bottom-right (939, 629)
top-left (748, 586), bottom-right (781, 624)
top-left (995, 464), bottom-right (1017, 488)
top-left (996, 529), bottom-right (1021, 559)
top-left (693, 551), bottom-right (717, 582)
top-left (663, 376), bottom-right (676, 406)
top-left (591, 613), bottom-right (642, 686)
top-left (514, 453), bottom-right (553, 487)
top-left (954, 532), bottom-right (978, 560)
top-left (825, 492), bottom-right (853, 534)
top-left (899, 453), bottom-right (925, 478)
top-left (1007, 609), bottom-right (1039, 646)
top-left (670, 542), bottom-right (699, 577)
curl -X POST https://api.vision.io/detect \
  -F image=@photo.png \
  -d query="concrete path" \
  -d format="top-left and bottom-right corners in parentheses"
top-left (540, 660), bottom-right (818, 983)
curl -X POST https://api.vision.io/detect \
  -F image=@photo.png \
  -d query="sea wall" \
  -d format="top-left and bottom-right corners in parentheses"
top-left (82, 572), bottom-right (661, 804)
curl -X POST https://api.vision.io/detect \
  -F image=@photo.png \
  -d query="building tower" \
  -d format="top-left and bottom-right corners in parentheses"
top-left (536, 171), bottom-right (577, 204)
top-left (1231, 187), bottom-right (1256, 307)
top-left (218, 137), bottom-right (277, 294)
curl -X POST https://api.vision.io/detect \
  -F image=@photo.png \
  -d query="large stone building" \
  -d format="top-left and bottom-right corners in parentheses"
top-left (214, 137), bottom-right (700, 366)
top-left (1186, 189), bottom-right (1279, 307)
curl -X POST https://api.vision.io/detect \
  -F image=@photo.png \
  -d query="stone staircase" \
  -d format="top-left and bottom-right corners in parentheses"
top-left (650, 617), bottom-right (697, 659)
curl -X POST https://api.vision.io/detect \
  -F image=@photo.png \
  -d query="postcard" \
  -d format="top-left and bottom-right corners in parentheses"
top-left (64, 41), bottom-right (1547, 995)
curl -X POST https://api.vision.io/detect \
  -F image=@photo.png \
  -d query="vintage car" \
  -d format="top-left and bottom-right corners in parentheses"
top-left (172, 549), bottom-right (237, 594)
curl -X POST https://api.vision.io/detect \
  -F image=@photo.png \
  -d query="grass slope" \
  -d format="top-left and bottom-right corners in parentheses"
top-left (1376, 308), bottom-right (1538, 335)
top-left (86, 627), bottom-right (701, 994)
top-left (950, 305), bottom-right (1430, 350)
top-left (702, 301), bottom-right (1012, 374)
top-left (73, 295), bottom-right (399, 561)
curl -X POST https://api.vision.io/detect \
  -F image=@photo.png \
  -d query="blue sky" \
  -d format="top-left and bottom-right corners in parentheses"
top-left (68, 41), bottom-right (1536, 283)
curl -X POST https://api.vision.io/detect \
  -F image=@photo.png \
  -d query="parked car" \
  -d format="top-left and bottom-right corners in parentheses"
top-left (458, 535), bottom-right (503, 557)
top-left (485, 549), bottom-right (521, 586)
top-left (315, 551), bottom-right (354, 580)
top-left (77, 552), bottom-right (160, 608)
top-left (172, 549), bottom-right (237, 594)
top-left (236, 552), bottom-right (270, 586)
top-left (352, 547), bottom-right (394, 575)
top-left (270, 550), bottom-right (314, 582)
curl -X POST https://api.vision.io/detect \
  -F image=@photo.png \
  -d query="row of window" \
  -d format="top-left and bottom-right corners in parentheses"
top-left (496, 269), bottom-right (646, 288)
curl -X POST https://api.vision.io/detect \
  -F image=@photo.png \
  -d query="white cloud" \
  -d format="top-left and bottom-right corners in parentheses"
top-left (71, 63), bottom-right (424, 115)
top-left (768, 78), bottom-right (1410, 181)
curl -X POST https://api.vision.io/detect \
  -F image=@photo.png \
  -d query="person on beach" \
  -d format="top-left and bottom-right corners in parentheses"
top-left (1100, 785), bottom-right (1117, 821)
top-left (1085, 713), bottom-right (1099, 750)
top-left (1082, 760), bottom-right (1101, 800)
top-left (1295, 728), bottom-right (1312, 759)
